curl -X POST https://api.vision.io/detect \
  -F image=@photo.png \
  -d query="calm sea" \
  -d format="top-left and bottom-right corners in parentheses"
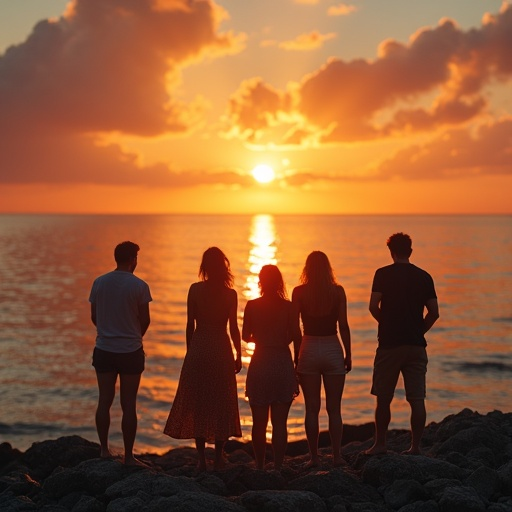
top-left (0, 214), bottom-right (511, 454)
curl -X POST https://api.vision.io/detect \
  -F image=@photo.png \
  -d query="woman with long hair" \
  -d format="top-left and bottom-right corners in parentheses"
top-left (164, 247), bottom-right (242, 471)
top-left (242, 265), bottom-right (299, 470)
top-left (292, 251), bottom-right (352, 467)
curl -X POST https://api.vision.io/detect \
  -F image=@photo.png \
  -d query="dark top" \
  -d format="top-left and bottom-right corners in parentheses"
top-left (372, 263), bottom-right (437, 348)
top-left (242, 296), bottom-right (293, 348)
top-left (301, 289), bottom-right (341, 336)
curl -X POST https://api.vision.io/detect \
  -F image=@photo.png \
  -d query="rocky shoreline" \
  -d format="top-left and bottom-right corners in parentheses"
top-left (1, 408), bottom-right (511, 511)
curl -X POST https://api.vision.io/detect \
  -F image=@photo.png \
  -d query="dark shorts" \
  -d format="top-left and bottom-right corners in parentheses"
top-left (92, 347), bottom-right (145, 375)
top-left (370, 345), bottom-right (428, 400)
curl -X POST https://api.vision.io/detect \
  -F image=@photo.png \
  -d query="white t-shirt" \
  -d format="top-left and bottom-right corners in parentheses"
top-left (89, 270), bottom-right (152, 353)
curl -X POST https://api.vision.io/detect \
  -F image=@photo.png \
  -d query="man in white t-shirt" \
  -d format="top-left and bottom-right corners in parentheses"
top-left (89, 241), bottom-right (152, 465)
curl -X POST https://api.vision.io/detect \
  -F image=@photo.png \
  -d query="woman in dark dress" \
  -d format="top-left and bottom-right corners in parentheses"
top-left (164, 247), bottom-right (242, 471)
top-left (242, 265), bottom-right (299, 470)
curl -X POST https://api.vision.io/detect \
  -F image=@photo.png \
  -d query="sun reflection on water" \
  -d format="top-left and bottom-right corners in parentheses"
top-left (241, 214), bottom-right (278, 365)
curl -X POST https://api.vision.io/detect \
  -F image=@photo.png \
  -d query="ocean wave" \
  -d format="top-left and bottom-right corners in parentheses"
top-left (492, 316), bottom-right (512, 323)
top-left (447, 361), bottom-right (512, 373)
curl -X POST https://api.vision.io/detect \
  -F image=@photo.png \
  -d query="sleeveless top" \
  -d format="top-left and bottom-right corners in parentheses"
top-left (301, 290), bottom-right (341, 336)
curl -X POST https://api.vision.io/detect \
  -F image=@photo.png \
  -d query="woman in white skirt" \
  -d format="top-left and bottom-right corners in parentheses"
top-left (292, 251), bottom-right (352, 467)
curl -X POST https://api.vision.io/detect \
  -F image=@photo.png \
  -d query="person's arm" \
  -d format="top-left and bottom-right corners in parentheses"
top-left (291, 287), bottom-right (302, 367)
top-left (90, 303), bottom-right (97, 326)
top-left (369, 291), bottom-right (383, 323)
top-left (138, 302), bottom-right (150, 337)
top-left (241, 301), bottom-right (254, 343)
top-left (423, 298), bottom-right (439, 333)
top-left (185, 284), bottom-right (196, 349)
top-left (229, 290), bottom-right (242, 374)
top-left (337, 286), bottom-right (352, 373)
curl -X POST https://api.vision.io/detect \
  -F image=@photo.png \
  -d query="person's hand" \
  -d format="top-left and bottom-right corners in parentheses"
top-left (235, 354), bottom-right (242, 374)
top-left (345, 357), bottom-right (352, 373)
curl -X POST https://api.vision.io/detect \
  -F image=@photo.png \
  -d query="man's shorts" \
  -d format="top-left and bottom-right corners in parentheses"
top-left (297, 335), bottom-right (347, 375)
top-left (92, 347), bottom-right (145, 375)
top-left (370, 345), bottom-right (427, 400)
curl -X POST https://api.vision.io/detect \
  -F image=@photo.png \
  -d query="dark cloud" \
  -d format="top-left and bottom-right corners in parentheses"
top-left (374, 117), bottom-right (512, 179)
top-left (0, 0), bottom-right (242, 185)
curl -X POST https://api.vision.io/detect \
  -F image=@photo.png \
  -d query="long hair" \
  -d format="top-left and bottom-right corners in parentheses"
top-left (299, 251), bottom-right (338, 315)
top-left (259, 264), bottom-right (288, 299)
top-left (198, 247), bottom-right (234, 288)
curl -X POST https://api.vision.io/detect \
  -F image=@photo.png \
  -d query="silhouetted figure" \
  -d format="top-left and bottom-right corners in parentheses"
top-left (242, 265), bottom-right (299, 470)
top-left (365, 233), bottom-right (439, 455)
top-left (164, 247), bottom-right (242, 471)
top-left (292, 251), bottom-right (352, 467)
top-left (89, 241), bottom-right (152, 466)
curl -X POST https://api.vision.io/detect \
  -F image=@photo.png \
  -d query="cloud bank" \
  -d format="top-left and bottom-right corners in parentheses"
top-left (0, 0), bottom-right (242, 186)
top-left (1, 0), bottom-right (511, 190)
top-left (225, 3), bottom-right (512, 181)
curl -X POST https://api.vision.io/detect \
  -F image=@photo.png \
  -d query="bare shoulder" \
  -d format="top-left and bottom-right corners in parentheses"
top-left (188, 281), bottom-right (203, 297)
top-left (335, 284), bottom-right (347, 299)
top-left (292, 284), bottom-right (305, 299)
top-left (189, 281), bottom-right (201, 292)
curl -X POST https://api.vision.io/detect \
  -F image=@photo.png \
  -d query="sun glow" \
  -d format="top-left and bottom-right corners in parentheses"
top-left (251, 164), bottom-right (275, 184)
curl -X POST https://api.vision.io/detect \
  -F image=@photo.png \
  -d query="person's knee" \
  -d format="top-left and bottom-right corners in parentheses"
top-left (97, 393), bottom-right (115, 407)
top-left (325, 402), bottom-right (341, 416)
top-left (376, 395), bottom-right (393, 407)
top-left (120, 397), bottom-right (137, 413)
top-left (406, 398), bottom-right (425, 410)
top-left (305, 402), bottom-right (321, 416)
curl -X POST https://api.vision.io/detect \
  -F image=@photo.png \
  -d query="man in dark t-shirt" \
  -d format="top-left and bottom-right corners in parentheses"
top-left (365, 233), bottom-right (439, 455)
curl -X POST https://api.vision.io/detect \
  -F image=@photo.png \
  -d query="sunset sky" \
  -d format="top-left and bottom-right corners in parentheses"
top-left (1, 0), bottom-right (511, 214)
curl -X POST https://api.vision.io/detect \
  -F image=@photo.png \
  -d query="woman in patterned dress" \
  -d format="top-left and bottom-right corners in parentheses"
top-left (242, 265), bottom-right (299, 470)
top-left (164, 247), bottom-right (242, 471)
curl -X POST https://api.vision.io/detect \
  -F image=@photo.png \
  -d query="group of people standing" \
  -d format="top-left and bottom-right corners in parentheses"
top-left (89, 233), bottom-right (439, 469)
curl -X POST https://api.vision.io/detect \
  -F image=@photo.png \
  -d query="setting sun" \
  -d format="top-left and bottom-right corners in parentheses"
top-left (251, 164), bottom-right (275, 184)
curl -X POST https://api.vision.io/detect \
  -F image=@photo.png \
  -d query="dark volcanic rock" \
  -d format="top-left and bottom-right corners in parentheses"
top-left (0, 410), bottom-right (511, 511)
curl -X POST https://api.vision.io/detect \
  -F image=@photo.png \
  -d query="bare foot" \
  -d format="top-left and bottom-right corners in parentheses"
top-left (401, 447), bottom-right (421, 455)
top-left (100, 448), bottom-right (115, 458)
top-left (124, 456), bottom-right (150, 467)
top-left (304, 457), bottom-right (320, 469)
top-left (363, 445), bottom-right (387, 456)
top-left (197, 461), bottom-right (207, 472)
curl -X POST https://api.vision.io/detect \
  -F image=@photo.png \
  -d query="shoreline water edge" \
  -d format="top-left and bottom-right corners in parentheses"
top-left (1, 409), bottom-right (511, 511)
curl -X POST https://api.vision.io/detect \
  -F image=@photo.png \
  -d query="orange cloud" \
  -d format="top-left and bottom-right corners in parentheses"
top-left (226, 4), bottom-right (512, 146)
top-left (278, 31), bottom-right (337, 51)
top-left (224, 78), bottom-right (293, 142)
top-left (374, 117), bottom-right (512, 180)
top-left (0, 0), bottom-right (242, 184)
top-left (327, 4), bottom-right (358, 17)
top-left (301, 6), bottom-right (512, 142)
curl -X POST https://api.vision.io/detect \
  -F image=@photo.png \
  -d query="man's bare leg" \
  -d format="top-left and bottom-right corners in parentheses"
top-left (119, 372), bottom-right (145, 465)
top-left (95, 371), bottom-right (117, 458)
top-left (402, 398), bottom-right (426, 455)
top-left (364, 395), bottom-right (392, 455)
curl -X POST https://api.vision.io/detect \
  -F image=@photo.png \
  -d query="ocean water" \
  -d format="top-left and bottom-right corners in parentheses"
top-left (0, 214), bottom-right (511, 454)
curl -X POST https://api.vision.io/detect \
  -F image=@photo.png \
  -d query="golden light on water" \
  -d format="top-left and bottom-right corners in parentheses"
top-left (242, 214), bottom-right (278, 365)
top-left (243, 214), bottom-right (278, 301)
